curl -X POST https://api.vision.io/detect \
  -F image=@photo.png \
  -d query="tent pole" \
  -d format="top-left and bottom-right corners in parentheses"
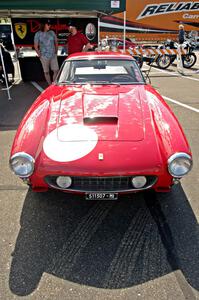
top-left (10, 19), bottom-right (22, 83)
top-left (123, 10), bottom-right (126, 53)
top-left (0, 45), bottom-right (11, 100)
top-left (98, 16), bottom-right (100, 47)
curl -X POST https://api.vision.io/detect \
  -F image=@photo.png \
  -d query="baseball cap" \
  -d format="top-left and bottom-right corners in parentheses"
top-left (68, 20), bottom-right (78, 28)
top-left (41, 19), bottom-right (51, 25)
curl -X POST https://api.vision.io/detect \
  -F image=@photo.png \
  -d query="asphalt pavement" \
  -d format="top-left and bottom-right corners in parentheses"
top-left (0, 55), bottom-right (199, 300)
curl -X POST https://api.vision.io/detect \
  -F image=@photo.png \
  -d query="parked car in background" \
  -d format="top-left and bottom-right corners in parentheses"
top-left (10, 52), bottom-right (192, 198)
top-left (105, 37), bottom-right (137, 50)
top-left (100, 38), bottom-right (143, 68)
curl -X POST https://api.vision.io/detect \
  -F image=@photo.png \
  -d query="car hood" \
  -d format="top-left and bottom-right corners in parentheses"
top-left (47, 85), bottom-right (145, 142)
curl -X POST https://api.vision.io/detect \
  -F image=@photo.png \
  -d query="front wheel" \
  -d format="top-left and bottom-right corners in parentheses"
top-left (156, 55), bottom-right (172, 69)
top-left (182, 53), bottom-right (197, 69)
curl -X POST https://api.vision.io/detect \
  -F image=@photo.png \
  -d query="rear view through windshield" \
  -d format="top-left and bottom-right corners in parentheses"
top-left (58, 59), bottom-right (145, 85)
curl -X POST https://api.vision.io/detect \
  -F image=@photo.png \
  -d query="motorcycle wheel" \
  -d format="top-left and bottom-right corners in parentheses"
top-left (156, 55), bottom-right (172, 69)
top-left (182, 53), bottom-right (197, 69)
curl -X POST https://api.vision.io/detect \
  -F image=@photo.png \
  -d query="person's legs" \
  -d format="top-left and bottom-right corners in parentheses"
top-left (52, 70), bottom-right (59, 82)
top-left (40, 57), bottom-right (51, 85)
top-left (50, 56), bottom-right (59, 82)
top-left (44, 71), bottom-right (51, 85)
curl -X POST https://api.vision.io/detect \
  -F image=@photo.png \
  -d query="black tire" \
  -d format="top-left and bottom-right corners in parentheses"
top-left (182, 53), bottom-right (197, 69)
top-left (170, 55), bottom-right (176, 64)
top-left (156, 55), bottom-right (172, 69)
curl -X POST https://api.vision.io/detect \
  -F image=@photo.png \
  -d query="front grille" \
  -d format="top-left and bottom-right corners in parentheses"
top-left (45, 176), bottom-right (157, 192)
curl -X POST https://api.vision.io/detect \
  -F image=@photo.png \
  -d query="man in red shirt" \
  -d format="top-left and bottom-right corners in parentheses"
top-left (67, 20), bottom-right (93, 55)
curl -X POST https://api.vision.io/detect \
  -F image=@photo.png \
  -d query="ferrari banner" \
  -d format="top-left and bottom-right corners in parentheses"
top-left (14, 23), bottom-right (27, 39)
top-left (11, 18), bottom-right (98, 47)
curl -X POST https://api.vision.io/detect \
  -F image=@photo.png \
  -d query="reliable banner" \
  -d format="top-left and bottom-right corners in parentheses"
top-left (11, 18), bottom-right (98, 47)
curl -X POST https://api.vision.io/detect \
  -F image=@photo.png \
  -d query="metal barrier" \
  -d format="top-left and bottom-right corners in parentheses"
top-left (126, 46), bottom-right (187, 75)
top-left (126, 47), bottom-right (186, 56)
top-left (98, 39), bottom-right (188, 76)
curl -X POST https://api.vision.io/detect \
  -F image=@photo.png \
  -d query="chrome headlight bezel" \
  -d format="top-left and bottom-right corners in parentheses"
top-left (168, 152), bottom-right (192, 178)
top-left (9, 152), bottom-right (35, 178)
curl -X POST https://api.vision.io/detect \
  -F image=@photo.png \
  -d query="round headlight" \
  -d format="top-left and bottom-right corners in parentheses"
top-left (131, 176), bottom-right (147, 188)
top-left (168, 153), bottom-right (192, 178)
top-left (10, 152), bottom-right (35, 177)
top-left (56, 176), bottom-right (72, 189)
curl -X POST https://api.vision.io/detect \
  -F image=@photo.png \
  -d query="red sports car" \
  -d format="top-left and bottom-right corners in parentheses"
top-left (10, 52), bottom-right (192, 199)
top-left (105, 38), bottom-right (137, 49)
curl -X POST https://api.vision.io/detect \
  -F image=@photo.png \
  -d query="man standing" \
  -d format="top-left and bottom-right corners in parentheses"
top-left (67, 20), bottom-right (93, 55)
top-left (178, 24), bottom-right (185, 44)
top-left (177, 24), bottom-right (185, 75)
top-left (34, 19), bottom-right (59, 85)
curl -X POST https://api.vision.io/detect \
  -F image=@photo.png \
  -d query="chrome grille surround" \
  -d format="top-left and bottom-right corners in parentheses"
top-left (45, 175), bottom-right (157, 192)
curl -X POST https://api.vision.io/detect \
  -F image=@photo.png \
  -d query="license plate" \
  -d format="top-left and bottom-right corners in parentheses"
top-left (86, 192), bottom-right (118, 200)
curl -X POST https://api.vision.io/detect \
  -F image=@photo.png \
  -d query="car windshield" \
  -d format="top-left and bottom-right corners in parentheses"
top-left (57, 59), bottom-right (145, 85)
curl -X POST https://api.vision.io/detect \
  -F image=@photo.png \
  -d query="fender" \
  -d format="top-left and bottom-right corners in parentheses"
top-left (145, 85), bottom-right (191, 162)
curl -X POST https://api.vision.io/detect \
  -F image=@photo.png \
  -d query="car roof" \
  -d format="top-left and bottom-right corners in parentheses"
top-left (67, 51), bottom-right (135, 61)
top-left (107, 38), bottom-right (132, 42)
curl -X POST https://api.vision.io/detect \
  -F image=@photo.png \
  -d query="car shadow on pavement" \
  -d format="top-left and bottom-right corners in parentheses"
top-left (0, 82), bottom-right (40, 131)
top-left (9, 184), bottom-right (199, 296)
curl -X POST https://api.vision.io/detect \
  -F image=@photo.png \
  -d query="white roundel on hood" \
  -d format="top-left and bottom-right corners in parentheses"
top-left (43, 124), bottom-right (98, 162)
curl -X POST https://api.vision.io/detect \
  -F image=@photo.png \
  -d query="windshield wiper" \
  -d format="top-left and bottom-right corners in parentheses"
top-left (110, 81), bottom-right (137, 85)
top-left (87, 81), bottom-right (108, 84)
top-left (85, 81), bottom-right (120, 85)
top-left (57, 80), bottom-right (71, 85)
top-left (57, 80), bottom-right (121, 86)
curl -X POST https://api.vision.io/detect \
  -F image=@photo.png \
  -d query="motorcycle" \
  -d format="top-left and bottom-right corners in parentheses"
top-left (142, 45), bottom-right (172, 70)
top-left (157, 39), bottom-right (197, 69)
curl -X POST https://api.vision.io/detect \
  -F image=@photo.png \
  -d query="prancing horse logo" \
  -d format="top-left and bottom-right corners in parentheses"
top-left (15, 23), bottom-right (27, 39)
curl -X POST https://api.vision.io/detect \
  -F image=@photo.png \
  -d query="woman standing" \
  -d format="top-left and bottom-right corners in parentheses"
top-left (34, 19), bottom-right (59, 85)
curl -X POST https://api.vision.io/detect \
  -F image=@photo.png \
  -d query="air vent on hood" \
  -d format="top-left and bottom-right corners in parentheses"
top-left (83, 116), bottom-right (118, 125)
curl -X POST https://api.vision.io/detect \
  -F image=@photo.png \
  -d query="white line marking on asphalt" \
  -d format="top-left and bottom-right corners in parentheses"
top-left (31, 81), bottom-right (44, 92)
top-left (147, 71), bottom-right (179, 77)
top-left (163, 96), bottom-right (199, 113)
top-left (151, 67), bottom-right (199, 82)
